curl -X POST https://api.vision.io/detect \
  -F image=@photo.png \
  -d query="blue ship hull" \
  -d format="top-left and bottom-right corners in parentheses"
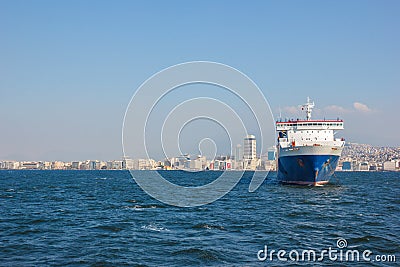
top-left (277, 154), bottom-right (340, 185)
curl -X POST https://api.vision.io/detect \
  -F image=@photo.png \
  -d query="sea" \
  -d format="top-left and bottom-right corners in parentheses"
top-left (0, 170), bottom-right (398, 266)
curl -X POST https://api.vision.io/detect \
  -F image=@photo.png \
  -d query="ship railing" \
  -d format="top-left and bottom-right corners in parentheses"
top-left (276, 117), bottom-right (343, 123)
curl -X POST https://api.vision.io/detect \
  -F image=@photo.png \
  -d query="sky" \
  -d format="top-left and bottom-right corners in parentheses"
top-left (0, 0), bottom-right (399, 161)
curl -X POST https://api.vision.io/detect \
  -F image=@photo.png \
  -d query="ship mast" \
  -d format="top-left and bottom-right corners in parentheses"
top-left (301, 97), bottom-right (315, 121)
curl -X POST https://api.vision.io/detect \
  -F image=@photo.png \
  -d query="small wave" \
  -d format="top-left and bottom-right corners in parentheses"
top-left (0, 195), bottom-right (14, 198)
top-left (124, 204), bottom-right (165, 210)
top-left (364, 221), bottom-right (383, 227)
top-left (141, 224), bottom-right (170, 232)
top-left (299, 200), bottom-right (319, 205)
top-left (348, 235), bottom-right (383, 244)
top-left (192, 223), bottom-right (225, 230)
top-left (123, 205), bottom-right (143, 211)
top-left (172, 248), bottom-right (219, 261)
top-left (287, 211), bottom-right (310, 217)
top-left (124, 199), bottom-right (137, 203)
top-left (94, 225), bottom-right (123, 232)
top-left (336, 201), bottom-right (355, 205)
top-left (385, 205), bottom-right (399, 212)
top-left (142, 204), bottom-right (163, 209)
top-left (196, 207), bottom-right (209, 212)
top-left (30, 218), bottom-right (48, 224)
top-left (295, 223), bottom-right (315, 230)
top-left (124, 205), bottom-right (157, 211)
top-left (13, 228), bottom-right (42, 235)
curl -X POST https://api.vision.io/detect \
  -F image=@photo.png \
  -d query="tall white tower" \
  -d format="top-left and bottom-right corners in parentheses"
top-left (243, 135), bottom-right (257, 160)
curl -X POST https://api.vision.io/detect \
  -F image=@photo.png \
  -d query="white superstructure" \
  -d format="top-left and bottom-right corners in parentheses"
top-left (276, 98), bottom-right (345, 151)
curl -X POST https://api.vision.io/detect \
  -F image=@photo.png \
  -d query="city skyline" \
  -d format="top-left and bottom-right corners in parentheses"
top-left (2, 142), bottom-right (399, 172)
top-left (1, 141), bottom-right (399, 169)
top-left (1, 1), bottom-right (399, 161)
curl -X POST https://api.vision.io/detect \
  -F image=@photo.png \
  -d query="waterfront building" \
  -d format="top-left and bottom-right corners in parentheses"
top-left (52, 161), bottom-right (65, 170)
top-left (88, 160), bottom-right (99, 170)
top-left (0, 161), bottom-right (19, 169)
top-left (133, 159), bottom-right (155, 170)
top-left (213, 160), bottom-right (220, 170)
top-left (79, 162), bottom-right (88, 170)
top-left (20, 162), bottom-right (39, 169)
top-left (359, 161), bottom-right (370, 171)
top-left (383, 161), bottom-right (397, 171)
top-left (112, 160), bottom-right (123, 170)
top-left (243, 135), bottom-right (257, 170)
top-left (369, 163), bottom-right (378, 171)
top-left (243, 135), bottom-right (256, 160)
top-left (231, 159), bottom-right (243, 170)
top-left (342, 161), bottom-right (352, 171)
top-left (189, 158), bottom-right (202, 170)
top-left (71, 161), bottom-right (81, 170)
top-left (122, 158), bottom-right (134, 169)
top-left (267, 146), bottom-right (276, 160)
top-left (235, 144), bottom-right (243, 162)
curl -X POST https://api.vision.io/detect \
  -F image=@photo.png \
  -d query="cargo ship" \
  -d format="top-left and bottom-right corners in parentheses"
top-left (276, 98), bottom-right (345, 185)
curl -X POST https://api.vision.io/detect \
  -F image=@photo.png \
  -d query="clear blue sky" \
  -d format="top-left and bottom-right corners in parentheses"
top-left (1, 0), bottom-right (399, 161)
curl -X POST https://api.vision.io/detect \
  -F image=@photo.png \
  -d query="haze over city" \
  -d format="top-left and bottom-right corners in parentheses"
top-left (1, 1), bottom-right (399, 161)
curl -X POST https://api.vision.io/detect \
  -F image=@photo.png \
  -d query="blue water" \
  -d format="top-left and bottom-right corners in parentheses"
top-left (0, 170), bottom-right (399, 266)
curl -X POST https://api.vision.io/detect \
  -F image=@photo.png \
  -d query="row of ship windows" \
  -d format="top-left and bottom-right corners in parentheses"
top-left (280, 123), bottom-right (343, 127)
top-left (302, 137), bottom-right (328, 141)
top-left (290, 130), bottom-right (328, 133)
top-left (305, 130), bottom-right (325, 133)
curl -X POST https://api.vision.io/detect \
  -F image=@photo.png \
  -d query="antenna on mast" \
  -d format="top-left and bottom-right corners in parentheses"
top-left (279, 106), bottom-right (282, 120)
top-left (301, 97), bottom-right (315, 121)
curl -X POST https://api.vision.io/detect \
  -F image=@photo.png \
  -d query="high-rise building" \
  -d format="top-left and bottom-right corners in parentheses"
top-left (235, 144), bottom-right (243, 161)
top-left (243, 135), bottom-right (257, 160)
top-left (243, 135), bottom-right (258, 170)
